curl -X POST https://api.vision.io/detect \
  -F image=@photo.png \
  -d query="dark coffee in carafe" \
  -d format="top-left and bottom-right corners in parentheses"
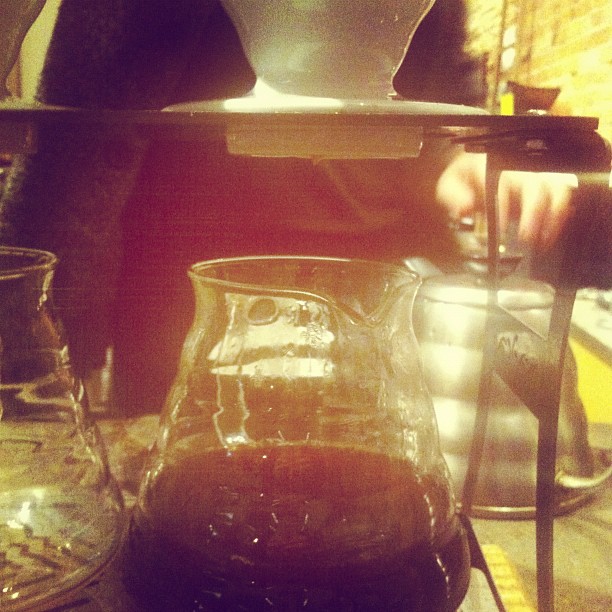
top-left (126, 257), bottom-right (471, 611)
top-left (125, 443), bottom-right (470, 611)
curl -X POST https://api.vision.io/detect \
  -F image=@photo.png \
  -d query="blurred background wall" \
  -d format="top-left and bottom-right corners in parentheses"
top-left (465, 0), bottom-right (611, 142)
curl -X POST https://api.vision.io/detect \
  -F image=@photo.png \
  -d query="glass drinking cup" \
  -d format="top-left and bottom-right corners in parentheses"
top-left (0, 247), bottom-right (124, 611)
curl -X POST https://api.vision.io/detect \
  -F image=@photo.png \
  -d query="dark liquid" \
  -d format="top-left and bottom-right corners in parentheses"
top-left (124, 445), bottom-right (470, 611)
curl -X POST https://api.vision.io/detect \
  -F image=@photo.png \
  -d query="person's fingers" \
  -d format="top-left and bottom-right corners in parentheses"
top-left (513, 172), bottom-right (577, 250)
top-left (436, 170), bottom-right (478, 218)
top-left (539, 175), bottom-right (576, 249)
top-left (436, 153), bottom-right (578, 250)
top-left (436, 152), bottom-right (486, 219)
top-left (514, 173), bottom-right (550, 247)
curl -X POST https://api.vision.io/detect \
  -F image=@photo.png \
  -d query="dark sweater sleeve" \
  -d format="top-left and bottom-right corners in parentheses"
top-left (0, 0), bottom-right (244, 374)
top-left (394, 0), bottom-right (487, 107)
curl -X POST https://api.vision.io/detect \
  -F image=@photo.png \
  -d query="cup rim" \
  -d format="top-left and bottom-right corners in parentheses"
top-left (0, 246), bottom-right (58, 279)
top-left (189, 255), bottom-right (418, 284)
top-left (187, 256), bottom-right (420, 313)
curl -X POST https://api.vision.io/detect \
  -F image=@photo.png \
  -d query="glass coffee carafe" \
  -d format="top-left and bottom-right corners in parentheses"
top-left (127, 256), bottom-right (470, 611)
top-left (0, 247), bottom-right (124, 611)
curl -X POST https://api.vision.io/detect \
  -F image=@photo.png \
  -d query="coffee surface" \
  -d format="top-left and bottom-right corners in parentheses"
top-left (126, 444), bottom-right (470, 611)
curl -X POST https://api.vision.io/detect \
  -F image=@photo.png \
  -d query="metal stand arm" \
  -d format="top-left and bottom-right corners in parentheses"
top-left (461, 129), bottom-right (611, 612)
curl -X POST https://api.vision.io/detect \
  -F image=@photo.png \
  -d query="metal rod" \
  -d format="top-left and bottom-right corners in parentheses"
top-left (461, 155), bottom-right (502, 513)
top-left (535, 285), bottom-right (575, 612)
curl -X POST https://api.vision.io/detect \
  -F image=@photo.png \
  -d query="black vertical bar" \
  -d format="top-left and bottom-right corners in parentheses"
top-left (486, 155), bottom-right (501, 284)
top-left (535, 285), bottom-right (575, 612)
top-left (461, 155), bottom-right (502, 513)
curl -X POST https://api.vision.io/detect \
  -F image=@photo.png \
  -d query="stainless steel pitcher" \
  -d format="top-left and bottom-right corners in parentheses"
top-left (409, 260), bottom-right (610, 518)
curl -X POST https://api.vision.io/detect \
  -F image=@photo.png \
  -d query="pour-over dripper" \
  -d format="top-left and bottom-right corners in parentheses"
top-left (219, 0), bottom-right (436, 99)
top-left (164, 1), bottom-right (487, 158)
top-left (126, 256), bottom-right (470, 611)
top-left (0, 247), bottom-right (124, 611)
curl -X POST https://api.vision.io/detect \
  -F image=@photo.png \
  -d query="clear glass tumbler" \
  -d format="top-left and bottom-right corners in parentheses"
top-left (0, 246), bottom-right (125, 611)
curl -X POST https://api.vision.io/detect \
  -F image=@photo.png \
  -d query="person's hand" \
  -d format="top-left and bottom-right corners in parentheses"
top-left (436, 150), bottom-right (579, 251)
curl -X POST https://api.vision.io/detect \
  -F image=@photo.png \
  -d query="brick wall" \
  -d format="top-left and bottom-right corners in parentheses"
top-left (464, 0), bottom-right (612, 143)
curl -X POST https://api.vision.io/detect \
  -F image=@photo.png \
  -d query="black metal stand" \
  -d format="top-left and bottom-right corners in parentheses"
top-left (459, 128), bottom-right (611, 612)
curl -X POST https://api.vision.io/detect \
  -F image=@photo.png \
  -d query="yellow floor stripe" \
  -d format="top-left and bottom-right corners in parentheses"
top-left (480, 544), bottom-right (535, 612)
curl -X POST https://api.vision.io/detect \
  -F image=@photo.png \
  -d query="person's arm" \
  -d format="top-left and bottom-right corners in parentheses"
top-left (436, 151), bottom-right (582, 251)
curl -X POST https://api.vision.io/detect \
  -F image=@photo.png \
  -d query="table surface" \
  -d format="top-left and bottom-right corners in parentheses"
top-left (26, 415), bottom-right (608, 612)
top-left (0, 99), bottom-right (600, 126)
